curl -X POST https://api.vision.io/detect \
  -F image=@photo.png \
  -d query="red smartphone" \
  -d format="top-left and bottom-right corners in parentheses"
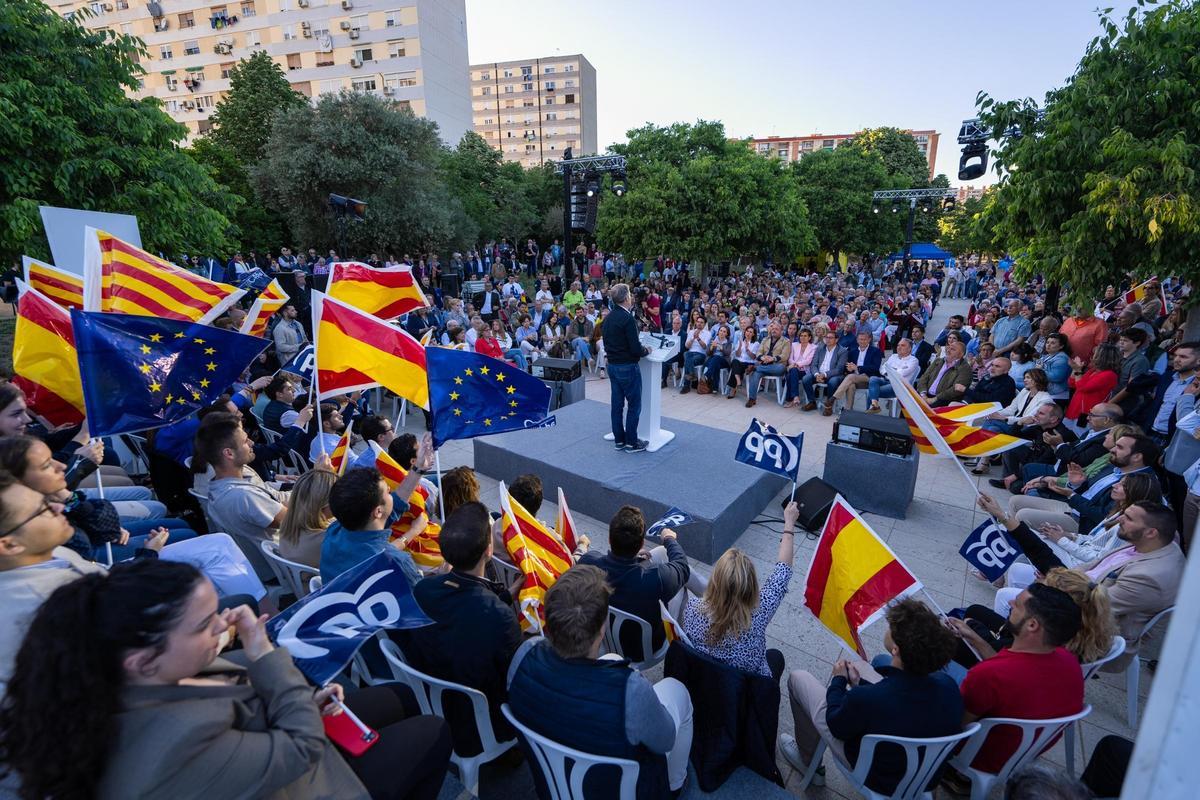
top-left (323, 711), bottom-right (379, 757)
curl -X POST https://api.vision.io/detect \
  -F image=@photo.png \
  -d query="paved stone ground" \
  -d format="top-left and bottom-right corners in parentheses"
top-left (410, 296), bottom-right (1153, 799)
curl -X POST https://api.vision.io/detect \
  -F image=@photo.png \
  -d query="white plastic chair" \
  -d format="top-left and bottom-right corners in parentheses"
top-left (260, 540), bottom-right (315, 599)
top-left (948, 705), bottom-right (1093, 800)
top-left (1127, 606), bottom-right (1175, 727)
top-left (755, 373), bottom-right (785, 404)
top-left (380, 639), bottom-right (517, 796)
top-left (799, 723), bottom-right (982, 799)
top-left (501, 703), bottom-right (640, 800)
top-left (602, 606), bottom-right (669, 671)
top-left (1063, 636), bottom-right (1126, 775)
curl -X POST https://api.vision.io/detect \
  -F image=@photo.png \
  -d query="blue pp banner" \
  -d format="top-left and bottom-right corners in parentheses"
top-left (646, 507), bottom-right (694, 540)
top-left (735, 418), bottom-right (803, 480)
top-left (266, 549), bottom-right (432, 685)
top-left (278, 344), bottom-right (315, 382)
top-left (959, 520), bottom-right (1023, 582)
top-left (238, 268), bottom-right (273, 292)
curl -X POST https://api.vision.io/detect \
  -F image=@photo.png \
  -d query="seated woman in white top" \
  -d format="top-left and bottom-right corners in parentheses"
top-left (979, 368), bottom-right (1052, 434)
top-left (726, 326), bottom-right (761, 399)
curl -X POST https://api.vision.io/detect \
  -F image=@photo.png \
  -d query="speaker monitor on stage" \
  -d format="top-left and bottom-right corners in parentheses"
top-left (439, 273), bottom-right (461, 297)
top-left (788, 476), bottom-right (839, 533)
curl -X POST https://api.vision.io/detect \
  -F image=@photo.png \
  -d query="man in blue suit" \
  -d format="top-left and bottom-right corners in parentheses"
top-left (830, 331), bottom-right (884, 412)
top-left (802, 331), bottom-right (849, 416)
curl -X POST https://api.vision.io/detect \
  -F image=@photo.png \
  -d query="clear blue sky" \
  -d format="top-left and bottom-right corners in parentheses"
top-left (464, 0), bottom-right (1139, 185)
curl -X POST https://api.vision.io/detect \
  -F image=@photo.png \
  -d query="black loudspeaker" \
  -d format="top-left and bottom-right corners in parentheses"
top-left (787, 477), bottom-right (839, 532)
top-left (440, 273), bottom-right (461, 297)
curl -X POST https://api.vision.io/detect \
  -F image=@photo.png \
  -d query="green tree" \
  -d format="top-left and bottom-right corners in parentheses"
top-left (844, 127), bottom-right (932, 187)
top-left (975, 0), bottom-right (1200, 319)
top-left (0, 0), bottom-right (237, 264)
top-left (206, 51), bottom-right (307, 163)
top-left (936, 195), bottom-right (1001, 256)
top-left (791, 147), bottom-right (900, 262)
top-left (253, 91), bottom-right (464, 254)
top-left (440, 131), bottom-right (538, 244)
top-left (595, 122), bottom-right (816, 270)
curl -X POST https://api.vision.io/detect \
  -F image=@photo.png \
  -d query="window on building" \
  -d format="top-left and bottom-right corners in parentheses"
top-left (313, 24), bottom-right (330, 38)
top-left (178, 11), bottom-right (194, 27)
top-left (525, 144), bottom-right (537, 153)
top-left (352, 78), bottom-right (377, 92)
top-left (502, 69), bottom-right (512, 77)
top-left (396, 100), bottom-right (411, 111)
top-left (758, 143), bottom-right (770, 153)
top-left (316, 52), bottom-right (334, 67)
top-left (392, 71), bottom-right (416, 86)
top-left (521, 65), bottom-right (532, 75)
top-left (220, 62), bottom-right (235, 78)
top-left (544, 81), bottom-right (555, 90)
top-left (778, 148), bottom-right (788, 158)
top-left (523, 100), bottom-right (534, 107)
top-left (352, 14), bottom-right (368, 30)
top-left (545, 112), bottom-right (557, 120)
top-left (160, 44), bottom-right (173, 59)
top-left (164, 99), bottom-right (180, 113)
top-left (521, 82), bottom-right (532, 91)
top-left (165, 75), bottom-right (178, 90)
top-left (197, 119), bottom-right (214, 134)
top-left (481, 86), bottom-right (490, 95)
top-left (565, 93), bottom-right (575, 104)
top-left (544, 66), bottom-right (555, 73)
top-left (386, 9), bottom-right (402, 27)
top-left (504, 85), bottom-right (513, 93)
top-left (240, 2), bottom-right (255, 16)
top-left (320, 79), bottom-right (340, 95)
top-left (353, 47), bottom-right (373, 62)
top-left (196, 94), bottom-right (214, 108)
top-left (544, 97), bottom-right (554, 105)
top-left (287, 53), bottom-right (301, 70)
top-left (184, 39), bottom-right (200, 55)
top-left (801, 140), bottom-right (814, 150)
top-left (505, 131), bottom-right (513, 138)
top-left (283, 24), bottom-right (296, 39)
top-left (245, 30), bottom-right (260, 47)
top-left (565, 64), bottom-right (575, 71)
top-left (504, 100), bottom-right (514, 108)
top-left (822, 139), bottom-right (835, 149)
top-left (565, 79), bottom-right (575, 87)
top-left (480, 71), bottom-right (490, 79)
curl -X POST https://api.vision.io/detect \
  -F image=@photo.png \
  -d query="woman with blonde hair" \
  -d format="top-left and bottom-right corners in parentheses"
top-left (277, 468), bottom-right (337, 580)
top-left (681, 502), bottom-right (799, 679)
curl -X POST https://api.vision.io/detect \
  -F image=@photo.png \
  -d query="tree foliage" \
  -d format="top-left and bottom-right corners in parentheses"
top-left (976, 0), bottom-right (1200, 305)
top-left (207, 51), bottom-right (307, 164)
top-left (440, 132), bottom-right (544, 245)
top-left (790, 147), bottom-right (901, 260)
top-left (253, 92), bottom-right (466, 254)
top-left (936, 195), bottom-right (1002, 256)
top-left (844, 127), bottom-right (932, 187)
top-left (596, 121), bottom-right (816, 264)
top-left (0, 0), bottom-right (237, 264)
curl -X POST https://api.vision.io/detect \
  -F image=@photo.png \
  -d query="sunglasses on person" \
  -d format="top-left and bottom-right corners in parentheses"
top-left (0, 497), bottom-right (66, 539)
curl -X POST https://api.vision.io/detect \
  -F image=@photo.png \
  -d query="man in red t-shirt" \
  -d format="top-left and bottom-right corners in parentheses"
top-left (958, 583), bottom-right (1085, 775)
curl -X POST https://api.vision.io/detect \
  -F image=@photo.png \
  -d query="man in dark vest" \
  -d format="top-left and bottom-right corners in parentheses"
top-left (506, 565), bottom-right (693, 799)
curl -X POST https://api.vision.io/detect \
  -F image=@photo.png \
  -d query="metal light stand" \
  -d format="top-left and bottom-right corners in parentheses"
top-left (871, 187), bottom-right (958, 271)
top-left (555, 150), bottom-right (628, 286)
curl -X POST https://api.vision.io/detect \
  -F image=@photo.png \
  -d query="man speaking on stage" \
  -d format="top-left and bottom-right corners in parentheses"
top-left (604, 283), bottom-right (651, 453)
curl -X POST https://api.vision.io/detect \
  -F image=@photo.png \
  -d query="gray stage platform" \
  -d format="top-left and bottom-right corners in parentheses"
top-left (473, 400), bottom-right (788, 564)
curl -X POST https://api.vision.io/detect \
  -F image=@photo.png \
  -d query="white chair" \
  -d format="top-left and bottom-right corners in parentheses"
top-left (755, 373), bottom-right (785, 404)
top-left (380, 639), bottom-right (517, 796)
top-left (501, 704), bottom-right (639, 800)
top-left (948, 705), bottom-right (1093, 800)
top-left (120, 434), bottom-right (151, 477)
top-left (309, 575), bottom-right (322, 593)
top-left (1063, 636), bottom-right (1126, 775)
top-left (260, 540), bottom-right (315, 599)
top-left (799, 724), bottom-right (982, 799)
top-left (1127, 606), bottom-right (1175, 727)
top-left (602, 606), bottom-right (669, 671)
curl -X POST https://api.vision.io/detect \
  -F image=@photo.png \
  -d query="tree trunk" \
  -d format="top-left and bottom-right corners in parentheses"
top-left (1184, 305), bottom-right (1200, 342)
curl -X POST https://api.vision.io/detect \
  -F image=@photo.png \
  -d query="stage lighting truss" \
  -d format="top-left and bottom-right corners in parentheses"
top-left (873, 187), bottom-right (958, 209)
top-left (956, 109), bottom-right (1045, 180)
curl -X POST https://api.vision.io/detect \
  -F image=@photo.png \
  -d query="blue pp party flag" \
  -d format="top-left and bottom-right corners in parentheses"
top-left (959, 520), bottom-right (1023, 582)
top-left (267, 549), bottom-right (432, 685)
top-left (735, 418), bottom-right (803, 480)
top-left (426, 346), bottom-right (553, 449)
top-left (71, 309), bottom-right (269, 437)
top-left (645, 507), bottom-right (694, 541)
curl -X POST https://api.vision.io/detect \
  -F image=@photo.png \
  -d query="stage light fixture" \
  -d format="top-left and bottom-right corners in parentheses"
top-left (585, 172), bottom-right (600, 198)
top-left (958, 142), bottom-right (989, 181)
top-left (942, 197), bottom-right (956, 211)
top-left (872, 203), bottom-right (880, 214)
top-left (611, 171), bottom-right (627, 197)
top-left (891, 199), bottom-right (902, 213)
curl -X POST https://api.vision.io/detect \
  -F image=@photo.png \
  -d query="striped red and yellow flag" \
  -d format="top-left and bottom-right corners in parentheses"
top-left (328, 261), bottom-right (428, 320)
top-left (888, 370), bottom-right (1025, 458)
top-left (1124, 276), bottom-right (1157, 306)
top-left (374, 444), bottom-right (443, 568)
top-left (11, 281), bottom-right (85, 427)
top-left (555, 486), bottom-right (579, 553)
top-left (931, 402), bottom-right (1002, 423)
top-left (22, 257), bottom-right (84, 309)
top-left (312, 291), bottom-right (429, 409)
top-left (803, 497), bottom-right (922, 657)
top-left (500, 481), bottom-right (573, 633)
top-left (328, 420), bottom-right (354, 476)
top-left (83, 229), bottom-right (244, 324)
top-left (239, 278), bottom-right (290, 338)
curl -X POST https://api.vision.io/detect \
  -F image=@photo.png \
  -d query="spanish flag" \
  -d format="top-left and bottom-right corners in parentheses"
top-left (311, 291), bottom-right (429, 409)
top-left (1123, 276), bottom-right (1157, 306)
top-left (240, 278), bottom-right (289, 338)
top-left (83, 228), bottom-right (245, 324)
top-left (803, 496), bottom-right (921, 656)
top-left (500, 481), bottom-right (573, 632)
top-left (328, 261), bottom-right (428, 320)
top-left (328, 420), bottom-right (354, 475)
top-left (888, 368), bottom-right (1024, 457)
top-left (22, 256), bottom-right (84, 309)
top-left (555, 487), bottom-right (580, 553)
top-left (373, 443), bottom-right (443, 568)
top-left (11, 281), bottom-right (85, 427)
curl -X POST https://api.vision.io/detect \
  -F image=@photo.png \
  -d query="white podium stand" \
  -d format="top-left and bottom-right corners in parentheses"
top-left (603, 332), bottom-right (680, 452)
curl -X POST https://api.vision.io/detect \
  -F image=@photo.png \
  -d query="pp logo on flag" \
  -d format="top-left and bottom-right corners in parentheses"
top-left (735, 419), bottom-right (803, 479)
top-left (646, 507), bottom-right (694, 540)
top-left (279, 344), bottom-right (315, 382)
top-left (959, 521), bottom-right (1022, 582)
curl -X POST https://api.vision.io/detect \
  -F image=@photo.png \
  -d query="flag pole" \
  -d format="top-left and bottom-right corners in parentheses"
top-left (311, 300), bottom-right (326, 456)
top-left (920, 586), bottom-right (984, 662)
top-left (395, 399), bottom-right (408, 431)
top-left (327, 693), bottom-right (375, 740)
top-left (434, 449), bottom-right (445, 522)
top-left (94, 458), bottom-right (114, 566)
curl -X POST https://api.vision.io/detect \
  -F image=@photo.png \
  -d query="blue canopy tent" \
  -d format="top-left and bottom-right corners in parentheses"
top-left (885, 242), bottom-right (953, 263)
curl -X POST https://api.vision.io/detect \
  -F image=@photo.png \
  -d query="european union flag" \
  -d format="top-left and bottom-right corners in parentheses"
top-left (427, 347), bottom-right (553, 449)
top-left (71, 310), bottom-right (270, 437)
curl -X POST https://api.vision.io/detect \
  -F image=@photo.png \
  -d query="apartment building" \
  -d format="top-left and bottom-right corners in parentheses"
top-left (956, 184), bottom-right (991, 202)
top-left (469, 54), bottom-right (597, 168)
top-left (48, 0), bottom-right (472, 144)
top-left (746, 129), bottom-right (941, 180)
